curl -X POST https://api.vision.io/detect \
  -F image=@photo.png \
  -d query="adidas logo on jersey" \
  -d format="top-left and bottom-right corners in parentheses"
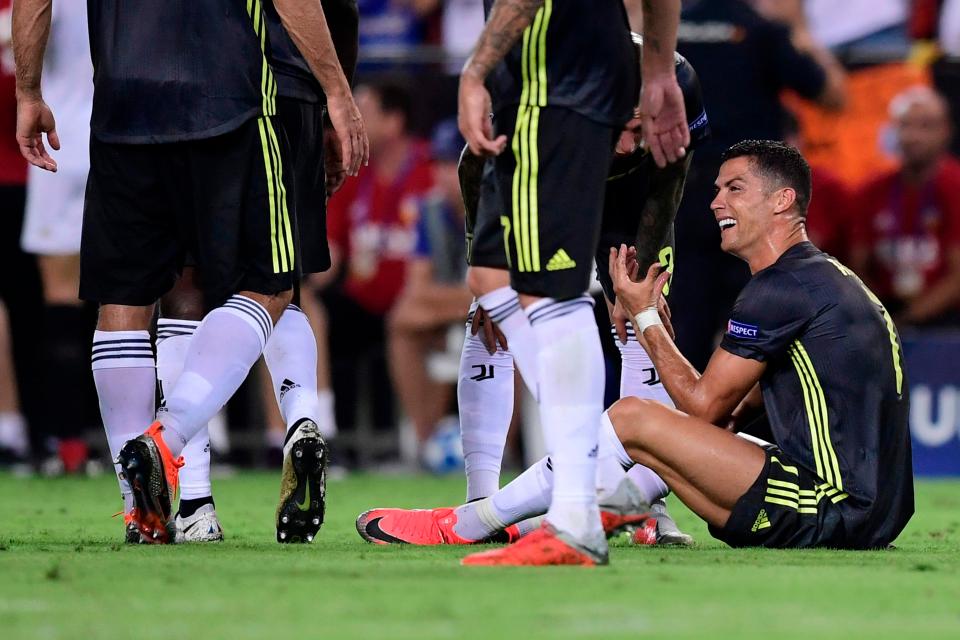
top-left (751, 508), bottom-right (771, 532)
top-left (546, 249), bottom-right (577, 271)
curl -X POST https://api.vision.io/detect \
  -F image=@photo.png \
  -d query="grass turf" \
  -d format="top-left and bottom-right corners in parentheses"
top-left (0, 472), bottom-right (958, 639)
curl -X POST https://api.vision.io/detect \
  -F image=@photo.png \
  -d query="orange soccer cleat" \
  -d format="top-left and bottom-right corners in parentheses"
top-left (356, 507), bottom-right (521, 545)
top-left (116, 421), bottom-right (184, 544)
top-left (461, 522), bottom-right (608, 567)
top-left (600, 510), bottom-right (652, 537)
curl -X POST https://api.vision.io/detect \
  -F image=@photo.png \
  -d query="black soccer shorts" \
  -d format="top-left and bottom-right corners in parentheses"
top-left (709, 446), bottom-right (851, 549)
top-left (80, 115), bottom-right (296, 308)
top-left (485, 105), bottom-right (618, 299)
top-left (593, 157), bottom-right (676, 305)
top-left (277, 97), bottom-right (329, 275)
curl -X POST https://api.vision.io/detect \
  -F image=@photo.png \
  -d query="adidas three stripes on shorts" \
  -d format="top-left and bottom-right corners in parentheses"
top-left (474, 105), bottom-right (617, 300)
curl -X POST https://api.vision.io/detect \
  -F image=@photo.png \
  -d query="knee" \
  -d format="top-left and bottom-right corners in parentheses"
top-left (160, 294), bottom-right (204, 321)
top-left (466, 267), bottom-right (509, 298)
top-left (607, 396), bottom-right (663, 450)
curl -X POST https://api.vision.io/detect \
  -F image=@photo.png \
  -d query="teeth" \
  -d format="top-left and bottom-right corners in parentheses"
top-left (718, 219), bottom-right (737, 229)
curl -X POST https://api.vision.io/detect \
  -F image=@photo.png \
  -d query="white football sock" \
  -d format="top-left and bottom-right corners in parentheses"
top-left (612, 322), bottom-right (672, 501)
top-left (91, 330), bottom-right (155, 511)
top-left (596, 410), bottom-right (636, 500)
top-left (459, 302), bottom-right (515, 502)
top-left (614, 322), bottom-right (674, 406)
top-left (453, 456), bottom-right (554, 540)
top-left (159, 295), bottom-right (272, 456)
top-left (262, 305), bottom-right (323, 437)
top-left (528, 296), bottom-right (605, 540)
top-left (477, 287), bottom-right (538, 398)
top-left (156, 319), bottom-right (212, 501)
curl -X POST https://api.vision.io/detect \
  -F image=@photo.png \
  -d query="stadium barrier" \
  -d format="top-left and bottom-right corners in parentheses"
top-left (903, 331), bottom-right (960, 476)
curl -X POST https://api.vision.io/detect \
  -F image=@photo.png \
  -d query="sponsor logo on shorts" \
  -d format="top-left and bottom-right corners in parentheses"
top-left (727, 320), bottom-right (760, 340)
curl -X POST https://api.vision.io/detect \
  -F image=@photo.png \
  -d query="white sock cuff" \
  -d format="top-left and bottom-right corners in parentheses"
top-left (601, 411), bottom-right (634, 469)
top-left (465, 299), bottom-right (480, 327)
top-left (92, 330), bottom-right (154, 370)
top-left (526, 294), bottom-right (594, 326)
top-left (157, 319), bottom-right (201, 345)
top-left (218, 295), bottom-right (273, 350)
top-left (478, 286), bottom-right (522, 324)
top-left (614, 324), bottom-right (654, 366)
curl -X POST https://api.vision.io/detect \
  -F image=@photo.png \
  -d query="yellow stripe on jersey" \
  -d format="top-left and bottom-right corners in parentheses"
top-left (825, 257), bottom-right (904, 396)
top-left (247, 0), bottom-right (277, 116)
top-left (789, 342), bottom-right (829, 487)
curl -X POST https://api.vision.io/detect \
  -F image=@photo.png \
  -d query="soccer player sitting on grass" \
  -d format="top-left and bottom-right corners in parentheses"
top-left (595, 140), bottom-right (915, 551)
top-left (467, 140), bottom-right (915, 559)
top-left (360, 141), bottom-right (915, 560)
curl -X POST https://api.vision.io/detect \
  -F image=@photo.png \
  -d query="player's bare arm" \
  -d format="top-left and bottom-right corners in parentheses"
top-left (458, 0), bottom-right (544, 156)
top-left (274, 0), bottom-right (368, 175)
top-left (610, 244), bottom-right (765, 423)
top-left (638, 0), bottom-right (689, 168)
top-left (12, 0), bottom-right (58, 171)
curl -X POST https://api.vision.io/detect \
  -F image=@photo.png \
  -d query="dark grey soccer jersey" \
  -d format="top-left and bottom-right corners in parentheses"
top-left (87, 0), bottom-right (276, 143)
top-left (482, 0), bottom-right (638, 127)
top-left (721, 242), bottom-right (914, 548)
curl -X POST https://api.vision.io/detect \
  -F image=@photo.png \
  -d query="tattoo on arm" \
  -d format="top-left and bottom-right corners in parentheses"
top-left (465, 0), bottom-right (545, 79)
top-left (633, 153), bottom-right (692, 269)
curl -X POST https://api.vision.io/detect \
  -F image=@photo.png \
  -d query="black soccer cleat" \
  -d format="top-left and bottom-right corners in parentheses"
top-left (116, 425), bottom-right (181, 545)
top-left (276, 420), bottom-right (327, 544)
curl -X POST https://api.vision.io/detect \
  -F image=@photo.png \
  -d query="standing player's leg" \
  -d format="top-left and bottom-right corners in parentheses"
top-left (156, 270), bottom-right (223, 543)
top-left (458, 302), bottom-right (516, 501)
top-left (113, 116), bottom-right (297, 543)
top-left (463, 106), bottom-right (615, 567)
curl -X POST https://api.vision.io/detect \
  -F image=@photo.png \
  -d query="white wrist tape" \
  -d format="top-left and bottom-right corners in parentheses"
top-left (633, 308), bottom-right (662, 334)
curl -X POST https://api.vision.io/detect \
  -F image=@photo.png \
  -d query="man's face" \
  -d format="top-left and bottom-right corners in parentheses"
top-left (711, 156), bottom-right (778, 258)
top-left (895, 98), bottom-right (951, 169)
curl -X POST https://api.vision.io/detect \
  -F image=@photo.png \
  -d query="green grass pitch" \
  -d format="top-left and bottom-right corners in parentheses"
top-left (1, 472), bottom-right (958, 639)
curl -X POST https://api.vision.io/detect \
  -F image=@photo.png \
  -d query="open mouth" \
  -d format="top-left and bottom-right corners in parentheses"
top-left (718, 218), bottom-right (737, 231)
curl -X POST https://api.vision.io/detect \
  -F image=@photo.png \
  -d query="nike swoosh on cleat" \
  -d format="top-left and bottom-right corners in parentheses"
top-left (364, 517), bottom-right (406, 544)
top-left (297, 473), bottom-right (311, 511)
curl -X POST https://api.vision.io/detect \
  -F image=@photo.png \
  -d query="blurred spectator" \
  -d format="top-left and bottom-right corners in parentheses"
top-left (805, 0), bottom-right (909, 63)
top-left (671, 0), bottom-right (845, 370)
top-left (912, 0), bottom-right (960, 155)
top-left (358, 0), bottom-right (434, 69)
top-left (20, 2), bottom-right (95, 474)
top-left (850, 87), bottom-right (960, 326)
top-left (0, 302), bottom-right (28, 463)
top-left (783, 111), bottom-right (855, 262)
top-left (387, 120), bottom-right (472, 455)
top-left (0, 0), bottom-right (45, 466)
top-left (324, 81), bottom-right (434, 440)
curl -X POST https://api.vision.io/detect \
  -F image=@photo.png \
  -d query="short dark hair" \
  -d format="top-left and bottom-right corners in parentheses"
top-left (368, 80), bottom-right (413, 130)
top-left (721, 140), bottom-right (812, 216)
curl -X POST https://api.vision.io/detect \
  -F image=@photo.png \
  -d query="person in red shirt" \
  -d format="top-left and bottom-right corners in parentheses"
top-left (0, 0), bottom-right (44, 465)
top-left (851, 86), bottom-right (960, 326)
top-left (322, 80), bottom-right (433, 448)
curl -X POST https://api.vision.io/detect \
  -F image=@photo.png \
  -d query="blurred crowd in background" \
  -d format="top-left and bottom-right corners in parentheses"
top-left (2, 0), bottom-right (960, 475)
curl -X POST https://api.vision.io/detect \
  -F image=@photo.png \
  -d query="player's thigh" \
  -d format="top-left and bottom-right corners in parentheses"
top-left (79, 137), bottom-right (183, 307)
top-left (188, 116), bottom-right (296, 308)
top-left (277, 97), bottom-right (330, 275)
top-left (608, 397), bottom-right (766, 514)
top-left (493, 106), bottom-right (615, 299)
